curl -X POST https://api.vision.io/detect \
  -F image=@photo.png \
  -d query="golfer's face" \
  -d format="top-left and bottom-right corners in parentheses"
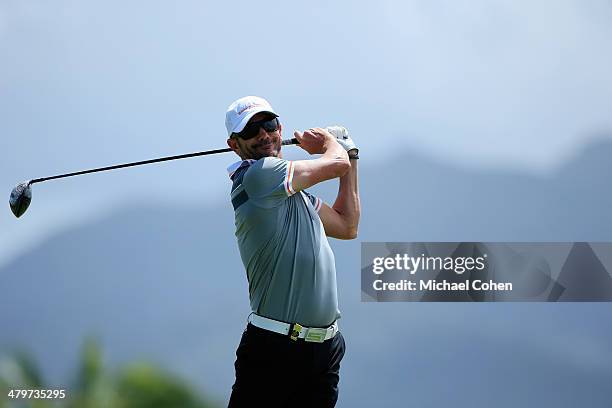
top-left (235, 112), bottom-right (283, 160)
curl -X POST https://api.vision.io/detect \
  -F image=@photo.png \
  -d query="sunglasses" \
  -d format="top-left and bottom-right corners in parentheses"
top-left (233, 117), bottom-right (279, 140)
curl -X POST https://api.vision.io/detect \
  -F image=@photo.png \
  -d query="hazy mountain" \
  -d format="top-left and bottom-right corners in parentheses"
top-left (2, 141), bottom-right (612, 407)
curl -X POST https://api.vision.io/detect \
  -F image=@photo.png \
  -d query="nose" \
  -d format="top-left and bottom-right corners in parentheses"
top-left (256, 126), bottom-right (270, 140)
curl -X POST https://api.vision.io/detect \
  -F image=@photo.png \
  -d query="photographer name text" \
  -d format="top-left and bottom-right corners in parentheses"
top-left (373, 279), bottom-right (512, 291)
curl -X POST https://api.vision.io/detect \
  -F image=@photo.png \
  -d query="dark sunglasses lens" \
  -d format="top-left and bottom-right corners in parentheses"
top-left (237, 124), bottom-right (260, 140)
top-left (261, 118), bottom-right (279, 132)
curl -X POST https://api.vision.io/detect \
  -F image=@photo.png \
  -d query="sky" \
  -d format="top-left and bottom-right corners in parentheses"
top-left (1, 0), bottom-right (611, 266)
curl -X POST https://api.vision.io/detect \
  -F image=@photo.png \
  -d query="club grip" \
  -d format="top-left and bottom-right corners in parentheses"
top-left (282, 138), bottom-right (300, 146)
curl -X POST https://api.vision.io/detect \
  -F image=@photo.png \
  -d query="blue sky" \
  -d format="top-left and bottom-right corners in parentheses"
top-left (1, 0), bottom-right (611, 265)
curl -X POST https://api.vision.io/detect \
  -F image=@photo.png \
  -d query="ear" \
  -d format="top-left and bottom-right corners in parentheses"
top-left (227, 137), bottom-right (240, 154)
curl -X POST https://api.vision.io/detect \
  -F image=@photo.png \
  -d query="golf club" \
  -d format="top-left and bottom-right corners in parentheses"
top-left (9, 138), bottom-right (299, 218)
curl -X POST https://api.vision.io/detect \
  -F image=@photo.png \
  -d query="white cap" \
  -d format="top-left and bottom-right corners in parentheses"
top-left (225, 96), bottom-right (278, 136)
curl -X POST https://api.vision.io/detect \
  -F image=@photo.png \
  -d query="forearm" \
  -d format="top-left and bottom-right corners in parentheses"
top-left (321, 138), bottom-right (349, 164)
top-left (310, 137), bottom-right (349, 181)
top-left (291, 134), bottom-right (350, 192)
top-left (331, 159), bottom-right (360, 237)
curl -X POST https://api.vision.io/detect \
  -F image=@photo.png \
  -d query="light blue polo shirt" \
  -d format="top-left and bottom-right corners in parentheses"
top-left (228, 157), bottom-right (340, 327)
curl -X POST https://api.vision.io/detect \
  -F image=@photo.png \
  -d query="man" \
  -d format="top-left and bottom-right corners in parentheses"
top-left (224, 96), bottom-right (360, 407)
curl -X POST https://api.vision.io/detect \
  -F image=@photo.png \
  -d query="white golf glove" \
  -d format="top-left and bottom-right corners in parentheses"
top-left (325, 126), bottom-right (359, 156)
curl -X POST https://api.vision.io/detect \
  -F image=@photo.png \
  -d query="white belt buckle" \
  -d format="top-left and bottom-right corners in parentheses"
top-left (304, 327), bottom-right (327, 343)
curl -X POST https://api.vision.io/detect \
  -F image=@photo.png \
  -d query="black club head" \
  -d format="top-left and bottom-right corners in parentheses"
top-left (9, 181), bottom-right (32, 218)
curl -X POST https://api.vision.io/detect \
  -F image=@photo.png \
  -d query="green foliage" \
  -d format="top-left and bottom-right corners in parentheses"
top-left (0, 339), bottom-right (218, 408)
top-left (116, 363), bottom-right (212, 408)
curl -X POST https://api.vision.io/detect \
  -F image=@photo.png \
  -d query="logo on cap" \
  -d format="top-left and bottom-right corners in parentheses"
top-left (238, 103), bottom-right (262, 115)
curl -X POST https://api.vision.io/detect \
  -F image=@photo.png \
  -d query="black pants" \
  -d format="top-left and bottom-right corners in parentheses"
top-left (228, 323), bottom-right (346, 408)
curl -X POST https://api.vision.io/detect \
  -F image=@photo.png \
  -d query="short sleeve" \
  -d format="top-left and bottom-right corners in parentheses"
top-left (301, 190), bottom-right (323, 212)
top-left (243, 157), bottom-right (296, 207)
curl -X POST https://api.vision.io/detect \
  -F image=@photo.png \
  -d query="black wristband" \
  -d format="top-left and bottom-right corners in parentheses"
top-left (349, 153), bottom-right (359, 160)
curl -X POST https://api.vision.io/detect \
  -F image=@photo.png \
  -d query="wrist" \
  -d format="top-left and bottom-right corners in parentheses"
top-left (324, 137), bottom-right (342, 151)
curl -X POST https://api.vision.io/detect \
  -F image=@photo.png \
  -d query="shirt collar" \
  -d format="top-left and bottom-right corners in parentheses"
top-left (227, 159), bottom-right (256, 179)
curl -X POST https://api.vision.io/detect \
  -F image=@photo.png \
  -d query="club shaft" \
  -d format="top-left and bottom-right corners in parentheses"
top-left (29, 138), bottom-right (299, 185)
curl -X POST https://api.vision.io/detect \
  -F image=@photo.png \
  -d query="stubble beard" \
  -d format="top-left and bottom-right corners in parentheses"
top-left (242, 136), bottom-right (282, 160)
